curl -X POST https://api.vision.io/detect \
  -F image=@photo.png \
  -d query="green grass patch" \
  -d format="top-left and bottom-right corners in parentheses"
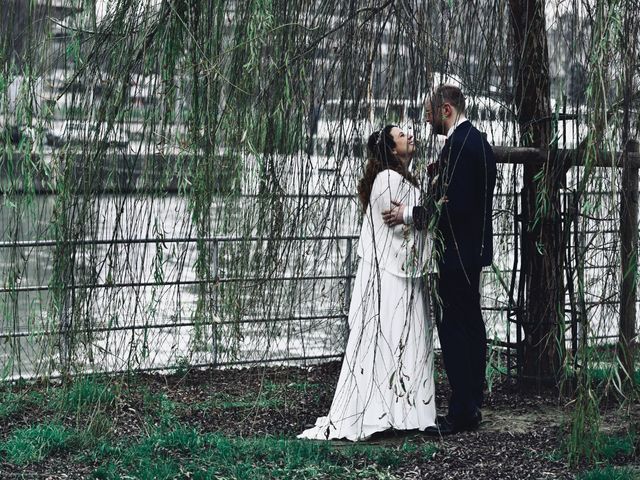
top-left (565, 426), bottom-right (636, 467)
top-left (577, 466), bottom-right (640, 480)
top-left (197, 391), bottom-right (282, 410)
top-left (139, 387), bottom-right (167, 413)
top-left (598, 432), bottom-right (636, 461)
top-left (0, 391), bottom-right (25, 420)
top-left (340, 441), bottom-right (438, 468)
top-left (136, 390), bottom-right (179, 427)
top-left (56, 377), bottom-right (118, 413)
top-left (0, 390), bottom-right (46, 420)
top-left (264, 381), bottom-right (320, 394)
top-left (1, 423), bottom-right (77, 464)
top-left (587, 367), bottom-right (640, 385)
top-left (191, 380), bottom-right (319, 411)
top-left (218, 397), bottom-right (282, 409)
top-left (81, 423), bottom-right (436, 479)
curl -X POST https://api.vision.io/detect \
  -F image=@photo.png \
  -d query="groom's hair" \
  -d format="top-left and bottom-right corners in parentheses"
top-left (432, 84), bottom-right (465, 113)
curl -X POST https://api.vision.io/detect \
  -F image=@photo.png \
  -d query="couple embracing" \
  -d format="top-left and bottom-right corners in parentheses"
top-left (299, 84), bottom-right (497, 441)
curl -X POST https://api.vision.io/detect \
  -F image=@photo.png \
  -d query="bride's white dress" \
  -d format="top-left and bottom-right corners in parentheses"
top-left (298, 169), bottom-right (436, 441)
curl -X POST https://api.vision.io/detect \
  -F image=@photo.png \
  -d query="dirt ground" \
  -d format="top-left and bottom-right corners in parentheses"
top-left (1, 360), bottom-right (638, 479)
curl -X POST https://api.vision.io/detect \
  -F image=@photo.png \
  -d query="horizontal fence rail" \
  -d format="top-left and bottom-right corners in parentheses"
top-left (0, 223), bottom-right (630, 378)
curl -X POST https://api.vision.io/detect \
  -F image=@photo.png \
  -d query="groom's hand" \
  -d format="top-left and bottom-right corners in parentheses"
top-left (382, 201), bottom-right (405, 227)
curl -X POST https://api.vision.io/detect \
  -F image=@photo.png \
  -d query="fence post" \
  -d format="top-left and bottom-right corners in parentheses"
top-left (211, 239), bottom-right (219, 367)
top-left (619, 139), bottom-right (639, 384)
top-left (58, 238), bottom-right (74, 379)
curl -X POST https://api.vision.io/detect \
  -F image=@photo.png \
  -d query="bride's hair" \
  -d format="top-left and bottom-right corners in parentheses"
top-left (357, 125), bottom-right (418, 209)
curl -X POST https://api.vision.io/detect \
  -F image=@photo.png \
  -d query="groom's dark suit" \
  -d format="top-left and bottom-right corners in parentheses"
top-left (413, 120), bottom-right (496, 423)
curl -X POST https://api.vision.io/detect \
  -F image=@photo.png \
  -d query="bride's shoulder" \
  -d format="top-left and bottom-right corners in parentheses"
top-left (371, 170), bottom-right (400, 195)
top-left (373, 169), bottom-right (404, 184)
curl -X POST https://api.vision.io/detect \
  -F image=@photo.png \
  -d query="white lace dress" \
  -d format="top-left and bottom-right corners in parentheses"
top-left (298, 169), bottom-right (436, 441)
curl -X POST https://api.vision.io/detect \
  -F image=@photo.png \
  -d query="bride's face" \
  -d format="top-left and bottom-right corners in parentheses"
top-left (389, 127), bottom-right (415, 166)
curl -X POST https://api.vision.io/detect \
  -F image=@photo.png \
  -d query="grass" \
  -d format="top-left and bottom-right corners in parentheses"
top-left (0, 389), bottom-right (45, 420)
top-left (0, 377), bottom-right (439, 479)
top-left (1, 423), bottom-right (77, 464)
top-left (587, 367), bottom-right (640, 387)
top-left (81, 424), bottom-right (436, 479)
top-left (598, 432), bottom-right (636, 461)
top-left (565, 427), bottom-right (637, 469)
top-left (340, 440), bottom-right (438, 468)
top-left (56, 377), bottom-right (118, 413)
top-left (0, 372), bottom-right (634, 478)
top-left (209, 396), bottom-right (282, 409)
top-left (485, 343), bottom-right (509, 393)
top-left (190, 380), bottom-right (320, 411)
top-left (136, 389), bottom-right (179, 428)
top-left (197, 390), bottom-right (282, 410)
top-left (577, 466), bottom-right (640, 480)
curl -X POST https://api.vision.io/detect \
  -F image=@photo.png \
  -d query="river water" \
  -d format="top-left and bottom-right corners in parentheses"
top-left (0, 117), bottom-right (625, 379)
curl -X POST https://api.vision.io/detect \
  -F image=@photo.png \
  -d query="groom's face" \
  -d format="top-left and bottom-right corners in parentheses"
top-left (425, 98), bottom-right (446, 136)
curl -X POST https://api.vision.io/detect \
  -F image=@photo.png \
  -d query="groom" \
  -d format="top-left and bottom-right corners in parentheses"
top-left (382, 84), bottom-right (496, 435)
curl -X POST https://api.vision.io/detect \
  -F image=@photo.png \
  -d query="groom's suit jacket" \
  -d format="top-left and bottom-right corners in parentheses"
top-left (413, 121), bottom-right (496, 272)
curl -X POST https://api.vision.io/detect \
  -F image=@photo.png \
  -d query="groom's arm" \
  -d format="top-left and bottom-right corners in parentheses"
top-left (383, 157), bottom-right (444, 229)
top-left (382, 197), bottom-right (437, 230)
top-left (411, 205), bottom-right (429, 231)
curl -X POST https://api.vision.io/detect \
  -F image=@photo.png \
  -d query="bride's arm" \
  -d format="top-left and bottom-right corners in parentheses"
top-left (370, 170), bottom-right (407, 217)
top-left (380, 177), bottom-right (425, 229)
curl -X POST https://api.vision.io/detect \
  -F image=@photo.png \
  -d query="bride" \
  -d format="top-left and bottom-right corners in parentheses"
top-left (298, 125), bottom-right (436, 441)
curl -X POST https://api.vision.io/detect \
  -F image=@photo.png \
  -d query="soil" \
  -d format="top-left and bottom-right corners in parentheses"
top-left (0, 360), bottom-right (638, 479)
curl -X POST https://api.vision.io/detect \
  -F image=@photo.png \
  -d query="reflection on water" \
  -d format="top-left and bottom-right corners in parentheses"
top-left (0, 193), bottom-right (356, 378)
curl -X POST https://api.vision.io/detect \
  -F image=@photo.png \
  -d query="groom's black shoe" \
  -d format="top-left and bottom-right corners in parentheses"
top-left (423, 415), bottom-right (455, 436)
top-left (462, 409), bottom-right (482, 431)
top-left (424, 410), bottom-right (482, 436)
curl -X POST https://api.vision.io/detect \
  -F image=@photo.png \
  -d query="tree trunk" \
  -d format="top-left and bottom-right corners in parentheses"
top-left (618, 0), bottom-right (639, 391)
top-left (508, 0), bottom-right (564, 388)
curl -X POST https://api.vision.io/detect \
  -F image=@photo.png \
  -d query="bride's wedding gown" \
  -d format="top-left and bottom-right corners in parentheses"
top-left (298, 169), bottom-right (436, 441)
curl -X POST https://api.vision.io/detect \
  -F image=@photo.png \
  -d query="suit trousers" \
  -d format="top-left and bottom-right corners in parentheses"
top-left (435, 267), bottom-right (486, 419)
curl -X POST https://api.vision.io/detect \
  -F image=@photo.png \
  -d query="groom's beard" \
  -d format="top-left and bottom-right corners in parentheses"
top-left (431, 120), bottom-right (446, 136)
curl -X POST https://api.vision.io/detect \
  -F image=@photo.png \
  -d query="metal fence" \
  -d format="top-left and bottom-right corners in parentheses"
top-left (0, 177), bottom-right (630, 380)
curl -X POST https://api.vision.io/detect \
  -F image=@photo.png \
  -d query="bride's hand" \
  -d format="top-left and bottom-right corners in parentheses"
top-left (382, 200), bottom-right (405, 227)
